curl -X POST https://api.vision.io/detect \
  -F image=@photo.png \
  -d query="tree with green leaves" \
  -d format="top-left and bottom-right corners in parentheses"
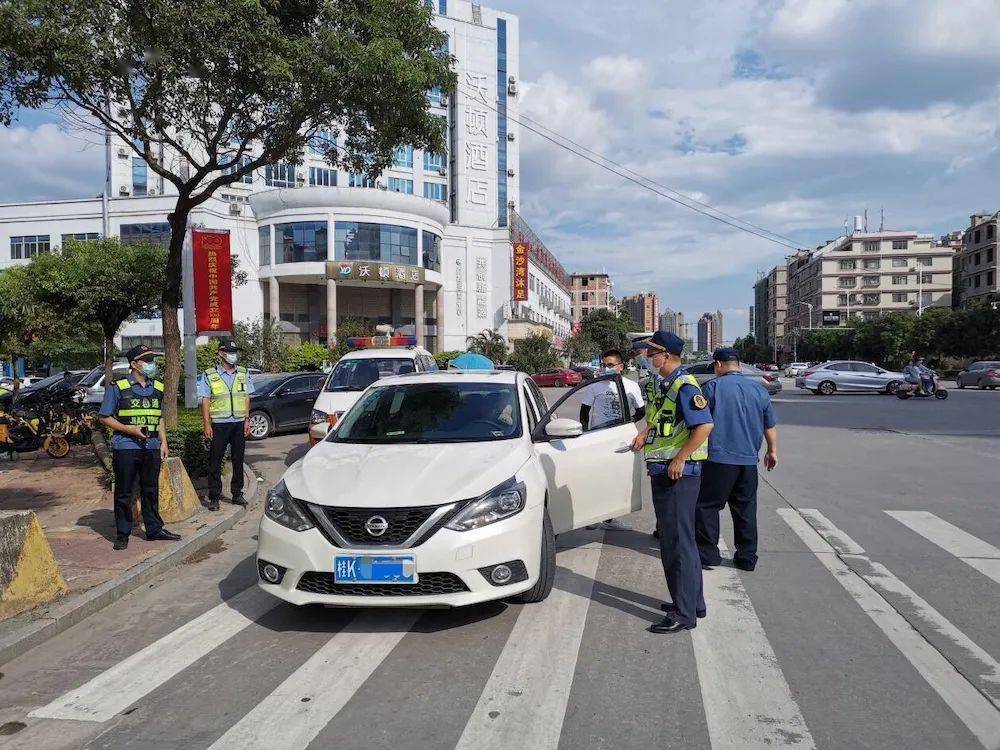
top-left (233, 316), bottom-right (288, 373)
top-left (20, 238), bottom-right (167, 381)
top-left (0, 0), bottom-right (454, 424)
top-left (466, 329), bottom-right (509, 365)
top-left (508, 333), bottom-right (560, 375)
top-left (580, 309), bottom-right (639, 358)
top-left (284, 343), bottom-right (330, 372)
top-left (562, 329), bottom-right (596, 365)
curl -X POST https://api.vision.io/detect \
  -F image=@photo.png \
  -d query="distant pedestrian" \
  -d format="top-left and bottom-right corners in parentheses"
top-left (694, 348), bottom-right (777, 572)
top-left (631, 331), bottom-right (713, 633)
top-left (98, 345), bottom-right (181, 550)
top-left (198, 340), bottom-right (253, 510)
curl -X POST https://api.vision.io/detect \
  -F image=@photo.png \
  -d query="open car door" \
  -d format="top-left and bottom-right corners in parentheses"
top-left (532, 375), bottom-right (643, 535)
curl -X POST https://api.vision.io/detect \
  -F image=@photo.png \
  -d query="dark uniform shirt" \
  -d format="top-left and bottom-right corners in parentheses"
top-left (99, 373), bottom-right (162, 451)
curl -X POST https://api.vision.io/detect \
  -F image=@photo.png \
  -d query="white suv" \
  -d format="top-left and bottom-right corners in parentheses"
top-left (257, 371), bottom-right (642, 607)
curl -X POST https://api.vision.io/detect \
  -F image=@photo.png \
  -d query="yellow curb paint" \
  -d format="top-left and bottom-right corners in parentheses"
top-left (131, 457), bottom-right (200, 528)
top-left (0, 512), bottom-right (66, 620)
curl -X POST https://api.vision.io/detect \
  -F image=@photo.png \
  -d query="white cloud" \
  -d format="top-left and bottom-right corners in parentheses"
top-left (0, 123), bottom-right (103, 203)
top-left (583, 55), bottom-right (646, 92)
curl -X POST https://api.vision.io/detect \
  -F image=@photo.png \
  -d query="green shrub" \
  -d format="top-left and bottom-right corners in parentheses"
top-left (434, 350), bottom-right (464, 369)
top-left (165, 407), bottom-right (211, 479)
top-left (283, 342), bottom-right (330, 372)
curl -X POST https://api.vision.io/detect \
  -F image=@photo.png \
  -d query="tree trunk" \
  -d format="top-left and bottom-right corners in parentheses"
top-left (161, 204), bottom-right (192, 428)
top-left (103, 332), bottom-right (116, 385)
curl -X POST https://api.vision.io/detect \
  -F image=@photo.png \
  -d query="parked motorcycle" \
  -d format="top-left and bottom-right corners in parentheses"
top-left (0, 407), bottom-right (70, 457)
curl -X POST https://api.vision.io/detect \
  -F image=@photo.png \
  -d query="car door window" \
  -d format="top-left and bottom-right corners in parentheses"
top-left (827, 363), bottom-right (851, 371)
top-left (522, 385), bottom-right (539, 432)
top-left (279, 376), bottom-right (313, 395)
top-left (525, 379), bottom-right (548, 414)
top-left (851, 363), bottom-right (879, 373)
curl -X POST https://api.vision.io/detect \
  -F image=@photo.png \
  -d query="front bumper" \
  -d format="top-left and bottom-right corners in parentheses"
top-left (256, 501), bottom-right (543, 607)
top-left (308, 422), bottom-right (328, 445)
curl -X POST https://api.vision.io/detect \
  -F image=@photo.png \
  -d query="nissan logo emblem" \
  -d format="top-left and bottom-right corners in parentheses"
top-left (365, 515), bottom-right (389, 537)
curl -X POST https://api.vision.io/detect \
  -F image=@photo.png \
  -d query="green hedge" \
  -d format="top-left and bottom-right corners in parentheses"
top-left (165, 407), bottom-right (212, 479)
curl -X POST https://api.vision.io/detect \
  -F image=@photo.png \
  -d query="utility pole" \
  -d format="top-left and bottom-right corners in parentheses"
top-left (102, 92), bottom-right (112, 238)
top-left (181, 221), bottom-right (198, 408)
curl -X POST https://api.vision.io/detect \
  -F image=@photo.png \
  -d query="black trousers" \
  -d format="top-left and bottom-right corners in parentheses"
top-left (208, 421), bottom-right (246, 500)
top-left (695, 461), bottom-right (759, 567)
top-left (112, 449), bottom-right (163, 537)
top-left (650, 473), bottom-right (705, 626)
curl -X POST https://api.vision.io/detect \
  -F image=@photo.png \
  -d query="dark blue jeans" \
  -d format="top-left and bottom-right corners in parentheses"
top-left (650, 473), bottom-right (705, 626)
top-left (695, 462), bottom-right (758, 567)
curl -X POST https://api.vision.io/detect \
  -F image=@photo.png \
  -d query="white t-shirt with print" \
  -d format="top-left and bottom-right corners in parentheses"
top-left (580, 377), bottom-right (645, 429)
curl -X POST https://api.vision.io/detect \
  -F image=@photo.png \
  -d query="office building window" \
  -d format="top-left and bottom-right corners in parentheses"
top-left (496, 17), bottom-right (508, 228)
top-left (392, 145), bottom-right (414, 169)
top-left (862, 276), bottom-right (880, 287)
top-left (837, 294), bottom-right (848, 306)
top-left (61, 232), bottom-right (100, 244)
top-left (974, 229), bottom-right (981, 243)
top-left (265, 163), bottom-right (296, 187)
top-left (920, 272), bottom-right (933, 284)
top-left (121, 222), bottom-right (171, 248)
top-left (863, 259), bottom-right (880, 270)
top-left (258, 226), bottom-right (271, 266)
top-left (892, 293), bottom-right (907, 303)
top-left (974, 252), bottom-right (981, 266)
top-left (309, 166), bottom-right (337, 187)
top-left (439, 0), bottom-right (447, 13)
top-left (424, 150), bottom-right (446, 172)
top-left (863, 241), bottom-right (879, 252)
top-left (222, 154), bottom-right (254, 184)
top-left (988, 224), bottom-right (995, 239)
top-left (988, 270), bottom-right (995, 286)
top-left (892, 275), bottom-right (908, 285)
top-left (275, 221), bottom-right (328, 263)
top-left (335, 222), bottom-right (417, 265)
top-left (987, 247), bottom-right (995, 262)
top-left (348, 173), bottom-right (375, 188)
top-left (892, 239), bottom-right (908, 250)
top-left (308, 129), bottom-right (336, 156)
top-left (423, 182), bottom-right (447, 202)
top-left (917, 257), bottom-right (932, 267)
top-left (974, 274), bottom-right (981, 288)
top-left (862, 293), bottom-right (880, 305)
top-left (10, 235), bottom-right (50, 260)
top-left (892, 257), bottom-right (908, 267)
top-left (862, 311), bottom-right (879, 321)
top-left (132, 157), bottom-right (148, 196)
top-left (839, 260), bottom-right (856, 270)
top-left (422, 231), bottom-right (442, 272)
top-left (387, 177), bottom-right (413, 194)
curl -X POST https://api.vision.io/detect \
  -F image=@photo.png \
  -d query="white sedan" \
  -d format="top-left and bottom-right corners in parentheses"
top-left (256, 370), bottom-right (642, 607)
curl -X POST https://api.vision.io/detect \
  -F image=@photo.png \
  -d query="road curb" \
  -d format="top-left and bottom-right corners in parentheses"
top-left (0, 461), bottom-right (261, 667)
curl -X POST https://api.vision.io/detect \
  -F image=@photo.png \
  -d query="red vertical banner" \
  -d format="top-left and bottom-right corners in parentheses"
top-left (193, 230), bottom-right (233, 334)
top-left (513, 241), bottom-right (529, 302)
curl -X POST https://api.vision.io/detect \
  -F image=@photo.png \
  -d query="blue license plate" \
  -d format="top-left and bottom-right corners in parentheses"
top-left (334, 555), bottom-right (417, 584)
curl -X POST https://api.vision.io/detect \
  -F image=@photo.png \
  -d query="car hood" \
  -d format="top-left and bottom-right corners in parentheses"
top-left (284, 439), bottom-right (533, 508)
top-left (312, 391), bottom-right (365, 415)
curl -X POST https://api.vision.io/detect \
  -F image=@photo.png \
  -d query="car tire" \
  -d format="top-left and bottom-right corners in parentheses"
top-left (957, 379), bottom-right (965, 389)
top-left (978, 379), bottom-right (987, 390)
top-left (247, 410), bottom-right (272, 440)
top-left (885, 380), bottom-right (901, 395)
top-left (818, 380), bottom-right (836, 396)
top-left (516, 508), bottom-right (555, 604)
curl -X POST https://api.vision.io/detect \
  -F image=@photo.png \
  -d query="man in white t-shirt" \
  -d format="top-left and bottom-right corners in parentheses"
top-left (579, 349), bottom-right (645, 430)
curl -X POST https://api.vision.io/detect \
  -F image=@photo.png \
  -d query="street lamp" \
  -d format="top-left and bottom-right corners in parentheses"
top-left (796, 301), bottom-right (814, 330)
top-left (910, 266), bottom-right (923, 316)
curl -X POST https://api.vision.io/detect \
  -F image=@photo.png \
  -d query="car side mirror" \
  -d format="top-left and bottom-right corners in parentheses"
top-left (545, 418), bottom-right (584, 439)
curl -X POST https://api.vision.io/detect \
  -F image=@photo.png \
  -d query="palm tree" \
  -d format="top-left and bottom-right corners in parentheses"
top-left (466, 329), bottom-right (509, 365)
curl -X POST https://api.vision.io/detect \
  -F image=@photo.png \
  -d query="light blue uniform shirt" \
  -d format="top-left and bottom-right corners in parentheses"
top-left (702, 372), bottom-right (776, 465)
top-left (196, 365), bottom-right (255, 423)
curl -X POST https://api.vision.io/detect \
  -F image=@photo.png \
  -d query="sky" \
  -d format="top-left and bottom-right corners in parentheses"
top-left (2, 0), bottom-right (999, 341)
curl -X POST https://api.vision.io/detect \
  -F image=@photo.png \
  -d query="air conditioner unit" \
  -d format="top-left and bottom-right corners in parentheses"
top-left (438, 98), bottom-right (449, 108)
top-left (146, 188), bottom-right (156, 196)
top-left (506, 169), bottom-right (515, 177)
top-left (506, 132), bottom-right (515, 142)
top-left (296, 177), bottom-right (306, 187)
top-left (118, 186), bottom-right (130, 196)
top-left (229, 203), bottom-right (242, 216)
top-left (437, 167), bottom-right (447, 176)
top-left (507, 76), bottom-right (518, 96)
top-left (117, 147), bottom-right (129, 158)
top-left (376, 180), bottom-right (387, 190)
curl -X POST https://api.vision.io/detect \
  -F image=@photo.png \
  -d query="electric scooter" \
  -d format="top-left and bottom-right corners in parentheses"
top-left (896, 379), bottom-right (948, 400)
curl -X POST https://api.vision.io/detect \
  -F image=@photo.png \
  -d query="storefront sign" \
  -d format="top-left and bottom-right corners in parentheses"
top-left (193, 230), bottom-right (233, 334)
top-left (325, 261), bottom-right (425, 285)
top-left (513, 242), bottom-right (529, 302)
top-left (822, 310), bottom-right (841, 326)
top-left (456, 258), bottom-right (465, 320)
top-left (475, 256), bottom-right (489, 319)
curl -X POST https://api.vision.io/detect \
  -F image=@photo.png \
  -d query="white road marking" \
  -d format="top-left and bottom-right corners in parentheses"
top-left (692, 540), bottom-right (816, 749)
top-left (797, 509), bottom-right (865, 554)
top-left (455, 544), bottom-right (602, 750)
top-left (886, 511), bottom-right (1000, 585)
top-left (779, 508), bottom-right (1000, 748)
top-left (30, 587), bottom-right (277, 723)
top-left (208, 610), bottom-right (418, 750)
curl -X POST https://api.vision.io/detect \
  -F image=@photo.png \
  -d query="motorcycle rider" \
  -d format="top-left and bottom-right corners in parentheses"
top-left (903, 354), bottom-right (935, 395)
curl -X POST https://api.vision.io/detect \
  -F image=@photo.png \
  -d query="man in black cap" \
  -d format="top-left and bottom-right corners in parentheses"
top-left (197, 340), bottom-right (254, 510)
top-left (98, 345), bottom-right (181, 549)
top-left (694, 347), bottom-right (777, 571)
top-left (631, 331), bottom-right (713, 633)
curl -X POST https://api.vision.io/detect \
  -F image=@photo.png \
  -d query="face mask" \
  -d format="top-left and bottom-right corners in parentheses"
top-left (224, 353), bottom-right (238, 365)
top-left (635, 355), bottom-right (652, 372)
top-left (599, 366), bottom-right (617, 376)
top-left (140, 362), bottom-right (158, 377)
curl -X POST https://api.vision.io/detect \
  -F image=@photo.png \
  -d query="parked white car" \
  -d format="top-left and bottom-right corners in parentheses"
top-left (307, 346), bottom-right (436, 444)
top-left (257, 371), bottom-right (643, 607)
top-left (785, 362), bottom-right (810, 377)
top-left (80, 363), bottom-right (130, 405)
top-left (795, 361), bottom-right (906, 395)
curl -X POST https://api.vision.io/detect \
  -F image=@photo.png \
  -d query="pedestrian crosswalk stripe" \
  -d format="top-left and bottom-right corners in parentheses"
top-left (778, 509), bottom-right (1000, 748)
top-left (797, 508), bottom-right (865, 554)
top-left (692, 540), bottom-right (816, 750)
top-left (208, 610), bottom-right (419, 750)
top-left (886, 511), bottom-right (1000, 586)
top-left (29, 587), bottom-right (277, 723)
top-left (454, 543), bottom-right (602, 750)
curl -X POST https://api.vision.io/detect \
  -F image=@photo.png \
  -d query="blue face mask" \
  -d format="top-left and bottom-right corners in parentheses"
top-left (224, 353), bottom-right (238, 365)
top-left (599, 366), bottom-right (617, 376)
top-left (140, 362), bottom-right (158, 377)
top-left (635, 355), bottom-right (652, 372)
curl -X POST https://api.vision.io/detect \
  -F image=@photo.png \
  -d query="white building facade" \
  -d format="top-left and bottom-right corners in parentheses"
top-left (0, 0), bottom-right (538, 355)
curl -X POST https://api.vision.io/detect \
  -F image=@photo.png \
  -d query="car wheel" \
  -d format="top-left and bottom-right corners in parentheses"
top-left (885, 380), bottom-right (901, 395)
top-left (818, 380), bottom-right (836, 396)
top-left (247, 411), bottom-right (272, 440)
top-left (515, 508), bottom-right (555, 604)
top-left (978, 379), bottom-right (987, 390)
top-left (957, 379), bottom-right (965, 389)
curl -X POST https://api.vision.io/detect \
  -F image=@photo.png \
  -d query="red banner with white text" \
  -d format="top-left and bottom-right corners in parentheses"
top-left (193, 230), bottom-right (233, 334)
top-left (513, 242), bottom-right (529, 302)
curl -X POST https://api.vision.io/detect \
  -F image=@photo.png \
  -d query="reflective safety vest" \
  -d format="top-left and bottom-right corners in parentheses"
top-left (115, 378), bottom-right (164, 428)
top-left (205, 367), bottom-right (249, 420)
top-left (643, 371), bottom-right (709, 463)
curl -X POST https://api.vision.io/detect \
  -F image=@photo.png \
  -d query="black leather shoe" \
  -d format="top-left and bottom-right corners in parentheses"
top-left (113, 534), bottom-right (129, 550)
top-left (648, 616), bottom-right (695, 634)
top-left (231, 493), bottom-right (247, 507)
top-left (147, 529), bottom-right (181, 541)
top-left (734, 559), bottom-right (757, 572)
top-left (661, 603), bottom-right (706, 618)
top-left (207, 498), bottom-right (220, 511)
top-left (652, 527), bottom-right (660, 540)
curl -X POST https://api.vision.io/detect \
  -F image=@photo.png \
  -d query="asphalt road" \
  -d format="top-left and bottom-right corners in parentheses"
top-left (2, 382), bottom-right (999, 750)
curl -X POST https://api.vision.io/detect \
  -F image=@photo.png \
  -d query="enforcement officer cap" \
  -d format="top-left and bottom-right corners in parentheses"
top-left (642, 331), bottom-right (684, 355)
top-left (712, 347), bottom-right (740, 362)
top-left (218, 339), bottom-right (240, 353)
top-left (124, 344), bottom-right (156, 362)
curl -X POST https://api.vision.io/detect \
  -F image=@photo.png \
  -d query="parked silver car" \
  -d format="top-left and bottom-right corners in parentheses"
top-left (795, 361), bottom-right (905, 395)
top-left (956, 361), bottom-right (1000, 390)
top-left (686, 361), bottom-right (782, 396)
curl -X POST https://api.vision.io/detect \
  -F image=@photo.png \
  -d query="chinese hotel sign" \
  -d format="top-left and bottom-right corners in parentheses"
top-left (325, 261), bottom-right (426, 286)
top-left (193, 229), bottom-right (233, 334)
top-left (513, 242), bottom-right (529, 302)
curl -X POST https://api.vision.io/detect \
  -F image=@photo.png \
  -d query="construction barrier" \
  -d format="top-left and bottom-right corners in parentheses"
top-left (131, 456), bottom-right (201, 529)
top-left (0, 510), bottom-right (67, 620)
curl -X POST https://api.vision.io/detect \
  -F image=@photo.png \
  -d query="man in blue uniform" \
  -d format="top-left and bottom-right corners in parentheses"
top-left (98, 345), bottom-right (181, 550)
top-left (631, 332), bottom-right (713, 633)
top-left (695, 347), bottom-right (777, 571)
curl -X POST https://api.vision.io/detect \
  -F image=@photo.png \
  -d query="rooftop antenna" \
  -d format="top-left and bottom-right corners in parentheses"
top-left (843, 216), bottom-right (849, 236)
top-left (879, 207), bottom-right (884, 232)
top-left (863, 208), bottom-right (868, 233)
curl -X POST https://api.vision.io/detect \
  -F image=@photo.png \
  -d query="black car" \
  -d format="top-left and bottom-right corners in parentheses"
top-left (247, 372), bottom-right (328, 440)
top-left (569, 365), bottom-right (597, 381)
top-left (13, 370), bottom-right (89, 405)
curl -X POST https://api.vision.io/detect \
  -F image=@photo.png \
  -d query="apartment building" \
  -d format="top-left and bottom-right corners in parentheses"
top-left (696, 311), bottom-right (723, 353)
top-left (754, 266), bottom-right (787, 360)
top-left (570, 273), bottom-right (613, 323)
top-left (957, 212), bottom-right (998, 307)
top-left (620, 292), bottom-right (659, 333)
top-left (659, 308), bottom-right (685, 337)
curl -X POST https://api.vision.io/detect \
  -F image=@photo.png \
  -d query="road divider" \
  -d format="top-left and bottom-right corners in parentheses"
top-left (0, 510), bottom-right (67, 620)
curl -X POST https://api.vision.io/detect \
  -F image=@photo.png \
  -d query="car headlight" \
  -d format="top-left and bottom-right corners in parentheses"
top-left (309, 409), bottom-right (327, 425)
top-left (264, 480), bottom-right (315, 532)
top-left (446, 478), bottom-right (527, 532)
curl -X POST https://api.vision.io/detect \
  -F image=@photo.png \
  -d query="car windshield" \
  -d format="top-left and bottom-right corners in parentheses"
top-left (253, 375), bottom-right (289, 395)
top-left (79, 366), bottom-right (103, 387)
top-left (23, 372), bottom-right (68, 390)
top-left (332, 382), bottom-right (521, 444)
top-left (324, 357), bottom-right (415, 392)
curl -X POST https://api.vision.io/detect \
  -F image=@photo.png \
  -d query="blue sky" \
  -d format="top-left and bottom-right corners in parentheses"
top-left (2, 0), bottom-right (999, 341)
